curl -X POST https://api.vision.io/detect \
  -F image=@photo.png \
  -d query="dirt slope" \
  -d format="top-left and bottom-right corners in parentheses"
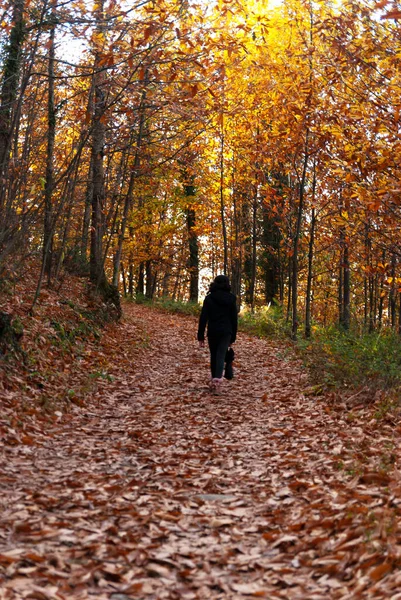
top-left (1, 304), bottom-right (401, 599)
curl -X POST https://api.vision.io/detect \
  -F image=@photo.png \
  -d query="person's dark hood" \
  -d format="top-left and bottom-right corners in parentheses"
top-left (209, 290), bottom-right (235, 306)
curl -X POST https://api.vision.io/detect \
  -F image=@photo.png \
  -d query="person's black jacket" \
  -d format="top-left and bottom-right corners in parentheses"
top-left (197, 290), bottom-right (237, 343)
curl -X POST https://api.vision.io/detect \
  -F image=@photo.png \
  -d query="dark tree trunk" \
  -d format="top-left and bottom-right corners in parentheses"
top-left (338, 250), bottom-right (344, 327)
top-left (286, 259), bottom-right (292, 323)
top-left (145, 260), bottom-right (154, 299)
top-left (390, 254), bottom-right (396, 328)
top-left (399, 294), bottom-right (401, 336)
top-left (136, 261), bottom-right (144, 296)
top-left (291, 130), bottom-right (309, 339)
top-left (249, 191), bottom-right (257, 312)
top-left (81, 123), bottom-right (94, 259)
top-left (121, 262), bottom-right (127, 297)
top-left (378, 254), bottom-right (385, 329)
top-left (128, 262), bottom-right (134, 298)
top-left (219, 129), bottom-right (228, 275)
top-left (343, 242), bottom-right (350, 330)
top-left (261, 204), bottom-right (281, 305)
top-left (186, 205), bottom-right (199, 302)
top-left (305, 206), bottom-right (316, 338)
top-left (89, 0), bottom-right (107, 287)
top-left (43, 0), bottom-right (56, 280)
top-left (242, 197), bottom-right (252, 305)
top-left (0, 0), bottom-right (25, 189)
top-left (162, 270), bottom-right (171, 297)
top-left (230, 176), bottom-right (242, 305)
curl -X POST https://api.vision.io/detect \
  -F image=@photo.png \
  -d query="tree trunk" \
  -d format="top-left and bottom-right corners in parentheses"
top-left (262, 203), bottom-right (281, 305)
top-left (230, 173), bottom-right (242, 304)
top-left (305, 206), bottom-right (316, 338)
top-left (286, 259), bottom-right (292, 323)
top-left (219, 127), bottom-right (228, 275)
top-left (338, 250), bottom-right (344, 327)
top-left (128, 262), bottom-right (134, 298)
top-left (81, 152), bottom-right (93, 259)
top-left (398, 293), bottom-right (401, 336)
top-left (42, 0), bottom-right (56, 281)
top-left (121, 262), bottom-right (127, 297)
top-left (390, 253), bottom-right (396, 328)
top-left (90, 0), bottom-right (107, 287)
top-left (162, 270), bottom-right (171, 297)
top-left (0, 0), bottom-right (25, 191)
top-left (250, 191), bottom-right (257, 312)
top-left (291, 130), bottom-right (309, 339)
top-left (186, 205), bottom-right (199, 302)
top-left (145, 260), bottom-right (153, 299)
top-left (136, 261), bottom-right (144, 296)
top-left (305, 160), bottom-right (316, 338)
top-left (378, 253), bottom-right (385, 328)
top-left (343, 242), bottom-right (350, 330)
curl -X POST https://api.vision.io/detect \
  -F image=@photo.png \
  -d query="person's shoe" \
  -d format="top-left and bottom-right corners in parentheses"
top-left (211, 377), bottom-right (224, 395)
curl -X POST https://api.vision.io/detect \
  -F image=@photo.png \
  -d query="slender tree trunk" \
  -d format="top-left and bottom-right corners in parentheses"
top-left (369, 274), bottom-right (374, 333)
top-left (230, 171), bottom-right (241, 303)
top-left (343, 242), bottom-right (350, 330)
top-left (145, 260), bottom-right (154, 299)
top-left (0, 0), bottom-right (25, 214)
top-left (186, 205), bottom-right (199, 302)
top-left (338, 249), bottom-right (344, 327)
top-left (172, 268), bottom-right (180, 301)
top-left (162, 270), bottom-right (171, 297)
top-left (81, 153), bottom-right (94, 259)
top-left (305, 160), bottom-right (317, 339)
top-left (378, 253), bottom-right (385, 328)
top-left (79, 84), bottom-right (94, 255)
top-left (291, 130), bottom-right (309, 339)
top-left (286, 259), bottom-right (292, 323)
top-left (121, 262), bottom-right (127, 296)
top-left (219, 127), bottom-right (228, 275)
top-left (261, 203), bottom-right (281, 305)
top-left (305, 206), bottom-right (316, 338)
top-left (129, 262), bottom-right (134, 297)
top-left (183, 165), bottom-right (199, 302)
top-left (136, 262), bottom-right (144, 296)
top-left (398, 294), bottom-right (401, 336)
top-left (43, 0), bottom-right (56, 281)
top-left (90, 0), bottom-right (107, 287)
top-left (364, 277), bottom-right (368, 327)
top-left (390, 253), bottom-right (396, 328)
top-left (250, 190), bottom-right (257, 312)
top-left (373, 274), bottom-right (378, 329)
top-left (278, 245), bottom-right (284, 303)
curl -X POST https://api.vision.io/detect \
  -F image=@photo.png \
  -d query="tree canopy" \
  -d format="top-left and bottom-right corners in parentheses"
top-left (1, 0), bottom-right (401, 335)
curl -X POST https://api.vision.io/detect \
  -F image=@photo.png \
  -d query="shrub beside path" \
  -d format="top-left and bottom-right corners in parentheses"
top-left (1, 304), bottom-right (401, 599)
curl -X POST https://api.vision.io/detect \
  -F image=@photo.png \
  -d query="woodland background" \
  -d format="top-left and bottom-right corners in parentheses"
top-left (3, 4), bottom-right (401, 596)
top-left (1, 0), bottom-right (401, 349)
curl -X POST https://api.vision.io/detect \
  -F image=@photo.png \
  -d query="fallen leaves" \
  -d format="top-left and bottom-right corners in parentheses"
top-left (1, 303), bottom-right (401, 598)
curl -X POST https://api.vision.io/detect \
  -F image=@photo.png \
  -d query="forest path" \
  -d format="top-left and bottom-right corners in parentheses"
top-left (1, 304), bottom-right (400, 599)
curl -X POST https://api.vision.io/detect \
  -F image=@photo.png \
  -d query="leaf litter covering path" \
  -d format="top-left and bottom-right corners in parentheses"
top-left (1, 306), bottom-right (401, 599)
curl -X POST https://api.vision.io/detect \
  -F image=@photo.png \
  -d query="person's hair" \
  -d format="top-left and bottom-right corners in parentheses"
top-left (209, 274), bottom-right (231, 292)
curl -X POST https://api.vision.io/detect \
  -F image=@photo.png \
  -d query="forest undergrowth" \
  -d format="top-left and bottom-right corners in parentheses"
top-left (1, 276), bottom-right (401, 598)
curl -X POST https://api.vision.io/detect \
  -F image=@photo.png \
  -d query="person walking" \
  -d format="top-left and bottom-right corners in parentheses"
top-left (197, 275), bottom-right (238, 394)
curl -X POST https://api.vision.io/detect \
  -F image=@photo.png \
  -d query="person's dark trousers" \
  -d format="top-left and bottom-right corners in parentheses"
top-left (208, 334), bottom-right (231, 379)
